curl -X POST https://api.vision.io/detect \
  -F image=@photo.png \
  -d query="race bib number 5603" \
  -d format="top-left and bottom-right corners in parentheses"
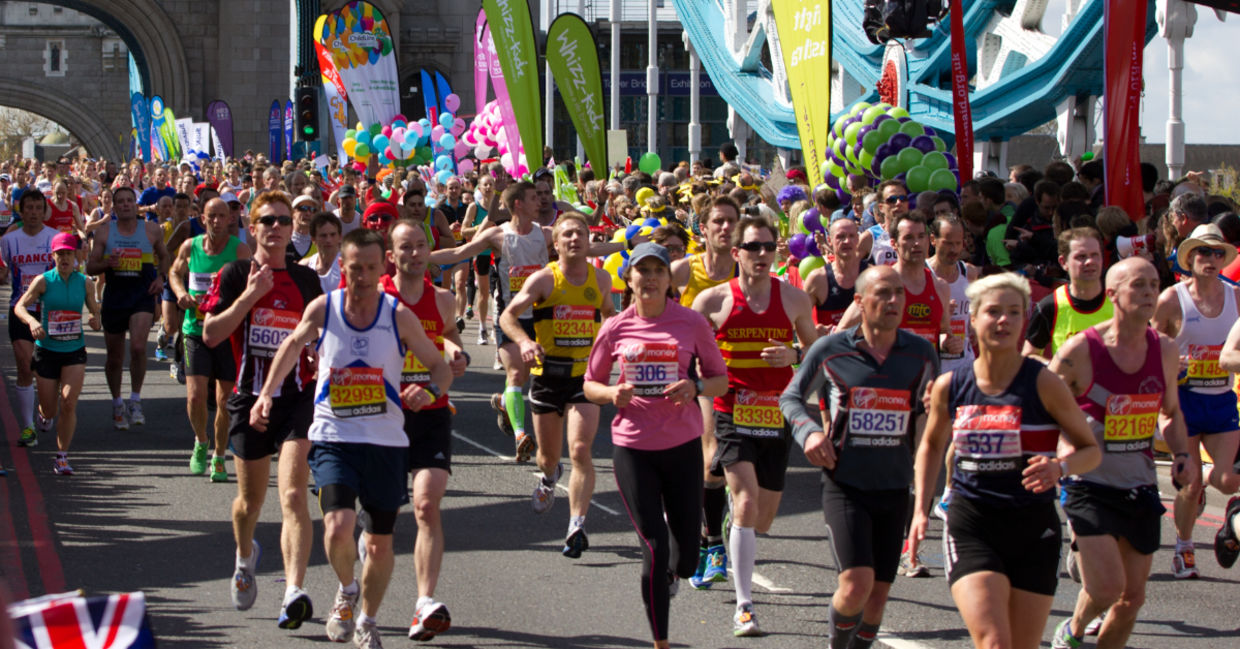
top-left (248, 307), bottom-right (299, 358)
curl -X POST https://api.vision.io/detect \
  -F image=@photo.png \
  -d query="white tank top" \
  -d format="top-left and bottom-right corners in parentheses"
top-left (497, 220), bottom-right (549, 316)
top-left (309, 290), bottom-right (408, 446)
top-left (1173, 281), bottom-right (1236, 395)
top-left (868, 224), bottom-right (897, 266)
top-left (929, 260), bottom-right (975, 372)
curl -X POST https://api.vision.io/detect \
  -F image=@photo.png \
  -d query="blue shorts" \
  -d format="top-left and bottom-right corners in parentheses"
top-left (1179, 389), bottom-right (1240, 436)
top-left (309, 442), bottom-right (409, 514)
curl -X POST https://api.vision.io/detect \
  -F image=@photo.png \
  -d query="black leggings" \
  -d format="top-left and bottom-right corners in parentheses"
top-left (613, 437), bottom-right (703, 642)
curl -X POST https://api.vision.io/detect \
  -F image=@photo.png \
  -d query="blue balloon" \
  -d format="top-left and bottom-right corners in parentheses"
top-left (439, 133), bottom-right (456, 149)
top-left (804, 236), bottom-right (821, 258)
top-left (875, 143), bottom-right (893, 159)
top-left (436, 169), bottom-right (453, 184)
top-left (642, 218), bottom-right (661, 228)
top-left (439, 113), bottom-right (454, 128)
top-left (435, 154), bottom-right (453, 171)
top-left (624, 224), bottom-right (641, 240)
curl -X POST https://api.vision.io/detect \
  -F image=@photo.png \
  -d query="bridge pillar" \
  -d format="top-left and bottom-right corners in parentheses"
top-left (1158, 0), bottom-right (1197, 179)
top-left (685, 34), bottom-right (701, 164)
top-left (975, 139), bottom-right (1007, 178)
top-left (1056, 94), bottom-right (1096, 162)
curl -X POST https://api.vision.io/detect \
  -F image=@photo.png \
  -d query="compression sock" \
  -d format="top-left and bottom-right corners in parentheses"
top-left (568, 515), bottom-right (586, 536)
top-left (849, 621), bottom-right (881, 649)
top-left (703, 483), bottom-right (727, 539)
top-left (504, 385), bottom-right (526, 435)
top-left (15, 383), bottom-right (34, 428)
top-left (828, 605), bottom-right (862, 649)
top-left (729, 524), bottom-right (756, 607)
top-left (129, 391), bottom-right (141, 403)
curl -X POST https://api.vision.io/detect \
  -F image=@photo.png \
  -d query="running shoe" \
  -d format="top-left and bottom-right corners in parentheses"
top-left (703, 544), bottom-right (728, 583)
top-left (1051, 619), bottom-right (1082, 649)
top-left (1065, 548), bottom-right (1081, 583)
top-left (112, 404), bottom-right (129, 431)
top-left (278, 587), bottom-right (314, 630)
top-left (1084, 612), bottom-right (1106, 636)
top-left (900, 548), bottom-right (931, 578)
top-left (326, 586), bottom-right (360, 642)
top-left (127, 400), bottom-right (146, 426)
top-left (210, 456), bottom-right (228, 483)
top-left (190, 442), bottom-right (208, 475)
top-left (455, 317), bottom-right (465, 335)
top-left (465, 306), bottom-right (474, 320)
top-left (1172, 544), bottom-right (1200, 579)
top-left (156, 330), bottom-right (168, 352)
top-left (231, 539), bottom-right (261, 611)
top-left (492, 354), bottom-right (503, 371)
top-left (36, 412), bottom-right (53, 435)
top-left (477, 325), bottom-right (489, 346)
top-left (154, 346), bottom-right (168, 362)
top-left (532, 463), bottom-right (562, 513)
top-left (1214, 496), bottom-right (1240, 569)
top-left (408, 600), bottom-right (451, 641)
top-left (933, 498), bottom-right (950, 522)
top-left (514, 432), bottom-right (535, 463)
top-left (52, 455), bottom-right (74, 476)
top-left (17, 425), bottom-right (36, 447)
top-left (174, 361), bottom-right (186, 385)
top-left (563, 526), bottom-right (589, 558)
top-left (689, 546), bottom-right (712, 589)
top-left (733, 603), bottom-right (763, 637)
top-left (490, 393), bottom-right (514, 438)
top-left (353, 619), bottom-right (381, 648)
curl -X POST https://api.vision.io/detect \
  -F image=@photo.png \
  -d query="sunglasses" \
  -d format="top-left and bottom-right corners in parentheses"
top-left (663, 244), bottom-right (686, 255)
top-left (884, 195), bottom-right (909, 205)
top-left (365, 215), bottom-right (394, 224)
top-left (255, 214), bottom-right (293, 226)
top-left (295, 205), bottom-right (316, 212)
top-left (737, 241), bottom-right (777, 253)
top-left (1195, 247), bottom-right (1227, 259)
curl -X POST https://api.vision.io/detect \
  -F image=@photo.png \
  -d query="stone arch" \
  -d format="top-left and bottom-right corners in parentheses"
top-left (0, 77), bottom-right (123, 160)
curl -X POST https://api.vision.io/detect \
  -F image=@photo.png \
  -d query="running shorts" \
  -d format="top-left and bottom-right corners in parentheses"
top-left (310, 442), bottom-right (409, 530)
top-left (184, 334), bottom-right (236, 381)
top-left (943, 495), bottom-right (1062, 596)
top-left (1063, 481), bottom-right (1163, 555)
top-left (821, 474), bottom-right (909, 583)
top-left (101, 302), bottom-right (155, 334)
top-left (710, 410), bottom-right (792, 491)
top-left (226, 390), bottom-right (312, 460)
top-left (404, 406), bottom-right (452, 473)
top-left (8, 307), bottom-right (33, 343)
top-left (1179, 389), bottom-right (1240, 436)
top-left (474, 253), bottom-right (492, 276)
top-left (529, 373), bottom-right (589, 416)
top-left (32, 346), bottom-right (86, 380)
top-left (496, 317), bottom-right (536, 348)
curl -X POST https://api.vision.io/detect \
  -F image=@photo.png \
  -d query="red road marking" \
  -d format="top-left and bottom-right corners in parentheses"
top-left (0, 451), bottom-right (26, 600)
top-left (0, 378), bottom-right (65, 595)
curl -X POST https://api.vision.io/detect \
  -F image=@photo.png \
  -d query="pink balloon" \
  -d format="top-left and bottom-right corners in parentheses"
top-left (431, 125), bottom-right (445, 139)
top-left (474, 144), bottom-right (491, 159)
top-left (500, 152), bottom-right (513, 169)
top-left (384, 146), bottom-right (395, 160)
top-left (461, 131), bottom-right (477, 146)
top-left (482, 136), bottom-right (497, 148)
top-left (450, 123), bottom-right (465, 137)
top-left (454, 141), bottom-right (470, 159)
top-left (382, 125), bottom-right (392, 137)
top-left (409, 123), bottom-right (423, 138)
top-left (445, 94), bottom-right (461, 113)
top-left (495, 130), bottom-right (508, 144)
top-left (393, 114), bottom-right (408, 124)
top-left (457, 159), bottom-right (474, 174)
top-left (391, 127), bottom-right (405, 142)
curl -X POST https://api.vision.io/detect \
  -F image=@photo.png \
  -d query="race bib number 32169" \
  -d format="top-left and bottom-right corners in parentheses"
top-left (1104, 393), bottom-right (1160, 453)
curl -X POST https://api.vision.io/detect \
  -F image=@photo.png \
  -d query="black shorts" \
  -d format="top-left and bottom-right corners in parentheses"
top-left (943, 495), bottom-right (1062, 596)
top-left (710, 410), bottom-right (792, 491)
top-left (529, 372), bottom-right (590, 415)
top-left (183, 334), bottom-right (236, 381)
top-left (226, 390), bottom-right (312, 461)
top-left (497, 317), bottom-right (536, 347)
top-left (8, 307), bottom-right (33, 343)
top-left (310, 442), bottom-right (409, 532)
top-left (1063, 481), bottom-right (1164, 556)
top-left (474, 253), bottom-right (492, 275)
top-left (404, 406), bottom-right (452, 473)
top-left (33, 346), bottom-right (87, 380)
top-left (822, 474), bottom-right (908, 583)
top-left (101, 303), bottom-right (155, 334)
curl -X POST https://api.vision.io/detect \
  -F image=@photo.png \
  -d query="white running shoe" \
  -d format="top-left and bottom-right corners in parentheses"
top-left (408, 600), bottom-right (451, 641)
top-left (126, 400), bottom-right (146, 426)
top-left (326, 586), bottom-right (360, 642)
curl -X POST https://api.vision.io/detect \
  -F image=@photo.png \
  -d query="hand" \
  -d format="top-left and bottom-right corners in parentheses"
top-left (519, 339), bottom-right (545, 366)
top-left (177, 291), bottom-right (199, 311)
top-left (663, 379), bottom-right (698, 406)
top-left (400, 384), bottom-right (434, 412)
top-left (108, 250), bottom-right (122, 268)
top-left (449, 350), bottom-right (467, 377)
top-left (761, 339), bottom-right (795, 367)
top-left (1172, 453), bottom-right (1199, 488)
top-left (249, 394), bottom-right (273, 432)
top-left (246, 261), bottom-right (275, 299)
top-left (87, 314), bottom-right (101, 331)
top-left (802, 431), bottom-right (836, 469)
top-left (612, 382), bottom-right (635, 408)
top-left (147, 275), bottom-right (164, 296)
top-left (942, 332), bottom-right (965, 355)
top-left (1003, 239), bottom-right (1017, 250)
top-left (29, 323), bottom-right (45, 340)
top-left (1015, 227), bottom-right (1033, 241)
top-left (906, 512), bottom-right (929, 560)
top-left (1021, 455), bottom-right (1061, 493)
top-left (815, 323), bottom-right (835, 337)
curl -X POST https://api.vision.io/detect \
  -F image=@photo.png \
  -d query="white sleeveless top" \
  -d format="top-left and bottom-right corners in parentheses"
top-left (497, 221), bottom-right (549, 316)
top-left (929, 260), bottom-right (975, 372)
top-left (1173, 281), bottom-right (1236, 395)
top-left (868, 224), bottom-right (897, 266)
top-left (309, 290), bottom-right (408, 446)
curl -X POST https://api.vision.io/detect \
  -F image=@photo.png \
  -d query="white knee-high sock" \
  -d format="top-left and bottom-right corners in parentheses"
top-left (15, 383), bottom-right (34, 428)
top-left (730, 524), bottom-right (756, 607)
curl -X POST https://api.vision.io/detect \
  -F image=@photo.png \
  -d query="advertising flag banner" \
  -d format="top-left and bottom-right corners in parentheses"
top-left (174, 118), bottom-right (193, 162)
top-left (269, 99), bottom-right (282, 162)
top-left (190, 122), bottom-right (210, 160)
top-left (160, 107), bottom-right (181, 160)
top-left (1104, 0), bottom-right (1147, 221)
top-left (314, 14), bottom-right (352, 162)
top-left (149, 96), bottom-right (168, 161)
top-left (485, 25), bottom-right (524, 174)
top-left (285, 100), bottom-right (295, 161)
top-left (482, 0), bottom-right (542, 175)
top-left (206, 100), bottom-right (234, 158)
top-left (315, 1), bottom-right (401, 129)
top-left (435, 71), bottom-right (453, 117)
top-left (421, 69), bottom-right (439, 125)
top-left (948, 0), bottom-right (974, 182)
top-left (131, 93), bottom-right (151, 161)
top-left (474, 9), bottom-right (490, 114)
top-left (545, 14), bottom-right (607, 174)
top-left (210, 127), bottom-right (225, 160)
top-left (770, 0), bottom-right (831, 177)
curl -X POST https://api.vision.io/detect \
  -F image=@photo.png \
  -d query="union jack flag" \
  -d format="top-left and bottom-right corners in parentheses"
top-left (9, 591), bottom-right (156, 649)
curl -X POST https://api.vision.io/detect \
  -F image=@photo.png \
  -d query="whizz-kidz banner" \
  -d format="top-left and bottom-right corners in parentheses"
top-left (314, 14), bottom-right (352, 162)
top-left (316, 1), bottom-right (401, 128)
top-left (483, 0), bottom-right (542, 174)
top-left (206, 99), bottom-right (234, 159)
top-left (545, 14), bottom-right (606, 174)
top-left (268, 100), bottom-right (282, 162)
top-left (771, 0), bottom-right (831, 177)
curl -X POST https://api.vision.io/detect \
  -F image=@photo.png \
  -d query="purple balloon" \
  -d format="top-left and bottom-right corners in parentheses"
top-left (788, 234), bottom-right (808, 259)
top-left (911, 135), bottom-right (936, 153)
top-left (875, 143), bottom-right (891, 159)
top-left (836, 188), bottom-right (852, 205)
top-left (804, 237), bottom-right (822, 258)
top-left (889, 133), bottom-right (912, 150)
top-left (922, 126), bottom-right (936, 137)
top-left (872, 152), bottom-right (889, 172)
top-left (943, 153), bottom-right (958, 169)
top-left (897, 117), bottom-right (911, 123)
top-left (894, 172), bottom-right (908, 183)
top-left (853, 141), bottom-right (866, 158)
top-left (824, 173), bottom-right (840, 190)
top-left (803, 210), bottom-right (825, 234)
top-left (858, 125), bottom-right (874, 139)
top-left (806, 207), bottom-right (820, 221)
top-left (872, 114), bottom-right (892, 126)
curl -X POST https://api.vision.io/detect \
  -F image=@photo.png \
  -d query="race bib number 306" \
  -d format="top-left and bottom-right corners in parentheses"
top-left (846, 387), bottom-right (911, 447)
top-left (248, 307), bottom-right (299, 358)
top-left (1103, 393), bottom-right (1160, 453)
top-left (733, 389), bottom-right (784, 438)
top-left (952, 404), bottom-right (1023, 473)
top-left (620, 342), bottom-right (678, 397)
top-left (328, 366), bottom-right (386, 417)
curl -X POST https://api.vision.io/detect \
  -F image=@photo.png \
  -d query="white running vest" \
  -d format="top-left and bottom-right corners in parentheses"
top-left (1173, 281), bottom-right (1236, 396)
top-left (868, 224), bottom-right (897, 266)
top-left (310, 290), bottom-right (408, 446)
top-left (497, 221), bottom-right (549, 316)
top-left (930, 260), bottom-right (975, 372)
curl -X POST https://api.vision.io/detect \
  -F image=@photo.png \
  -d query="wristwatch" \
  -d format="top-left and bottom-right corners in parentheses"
top-left (693, 379), bottom-right (705, 397)
top-left (424, 383), bottom-right (443, 401)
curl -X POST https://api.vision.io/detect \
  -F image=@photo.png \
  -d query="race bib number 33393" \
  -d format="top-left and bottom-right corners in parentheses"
top-left (733, 389), bottom-right (784, 438)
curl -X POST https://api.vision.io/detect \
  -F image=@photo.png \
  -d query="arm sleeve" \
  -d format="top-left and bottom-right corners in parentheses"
top-left (1024, 295), bottom-right (1055, 350)
top-left (781, 336), bottom-right (832, 449)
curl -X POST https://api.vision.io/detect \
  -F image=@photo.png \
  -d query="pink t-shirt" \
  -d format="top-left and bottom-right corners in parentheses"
top-left (585, 298), bottom-right (727, 451)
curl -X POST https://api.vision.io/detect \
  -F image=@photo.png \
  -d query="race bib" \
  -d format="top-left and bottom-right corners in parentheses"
top-left (115, 247), bottom-right (142, 275)
top-left (247, 307), bottom-right (299, 358)
top-left (188, 271), bottom-right (214, 293)
top-left (47, 310), bottom-right (81, 341)
top-left (401, 345), bottom-right (444, 386)
top-left (19, 275), bottom-right (40, 314)
top-left (620, 342), bottom-right (678, 397)
top-left (1185, 344), bottom-right (1227, 388)
top-left (903, 324), bottom-right (939, 348)
top-left (732, 389), bottom-right (784, 438)
top-left (508, 265), bottom-right (540, 293)
top-left (551, 305), bottom-right (597, 348)
top-left (846, 387), bottom-right (911, 447)
top-left (327, 366), bottom-right (386, 417)
top-left (1103, 393), bottom-right (1159, 453)
top-left (952, 404), bottom-right (1022, 474)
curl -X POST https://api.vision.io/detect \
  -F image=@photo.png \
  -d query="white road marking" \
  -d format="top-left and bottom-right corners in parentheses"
top-left (750, 570), bottom-right (792, 593)
top-left (876, 632), bottom-right (940, 649)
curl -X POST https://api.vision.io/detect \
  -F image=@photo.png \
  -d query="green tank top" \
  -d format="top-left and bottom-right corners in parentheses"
top-left (182, 235), bottom-right (241, 338)
top-left (37, 269), bottom-right (88, 352)
top-left (1050, 284), bottom-right (1114, 353)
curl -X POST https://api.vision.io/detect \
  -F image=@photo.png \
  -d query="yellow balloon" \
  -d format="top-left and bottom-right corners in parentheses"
top-left (611, 229), bottom-right (626, 243)
top-left (603, 252), bottom-right (627, 291)
top-left (634, 187), bottom-right (656, 208)
top-left (343, 139), bottom-right (356, 156)
top-left (638, 226), bottom-right (654, 237)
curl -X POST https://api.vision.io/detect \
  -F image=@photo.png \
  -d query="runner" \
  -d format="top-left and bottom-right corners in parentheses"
top-left (499, 213), bottom-right (614, 557)
top-left (780, 265), bottom-right (938, 649)
top-left (1152, 223), bottom-right (1240, 579)
top-left (201, 190), bottom-right (321, 627)
top-left (583, 242), bottom-right (728, 649)
top-left (0, 189), bottom-right (56, 446)
top-left (378, 219), bottom-right (469, 640)
top-left (12, 232), bottom-right (100, 473)
top-left (84, 185), bottom-right (170, 430)
top-left (857, 181), bottom-right (908, 266)
top-left (1215, 319), bottom-right (1240, 571)
top-left (1024, 228), bottom-right (1112, 358)
top-left (169, 197), bottom-right (251, 481)
top-left (908, 273), bottom-right (1100, 649)
top-left (301, 212), bottom-right (342, 294)
top-left (250, 227), bottom-right (451, 648)
top-left (691, 216), bottom-right (817, 635)
top-left (1049, 256), bottom-right (1196, 649)
top-left (460, 173), bottom-right (498, 344)
top-left (438, 176), bottom-right (471, 331)
top-left (803, 217), bottom-right (866, 335)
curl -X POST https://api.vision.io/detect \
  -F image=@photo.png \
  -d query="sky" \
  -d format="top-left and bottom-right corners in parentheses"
top-left (1140, 10), bottom-right (1240, 144)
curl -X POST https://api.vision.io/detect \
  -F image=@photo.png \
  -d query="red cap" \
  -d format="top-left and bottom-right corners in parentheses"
top-left (193, 182), bottom-right (219, 198)
top-left (362, 202), bottom-right (399, 230)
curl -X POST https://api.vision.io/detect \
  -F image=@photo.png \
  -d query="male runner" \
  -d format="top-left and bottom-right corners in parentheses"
top-left (86, 185), bottom-right (170, 429)
top-left (302, 212), bottom-right (343, 294)
top-left (1152, 224), bottom-right (1240, 579)
top-left (202, 191), bottom-right (321, 627)
top-left (169, 197), bottom-right (251, 481)
top-left (693, 216), bottom-right (818, 635)
top-left (500, 213), bottom-right (615, 557)
top-left (781, 265), bottom-right (939, 649)
top-left (804, 217), bottom-right (865, 335)
top-left (1024, 228), bottom-right (1113, 358)
top-left (857, 181), bottom-right (908, 266)
top-left (1050, 256), bottom-right (1195, 648)
top-left (251, 227), bottom-right (450, 648)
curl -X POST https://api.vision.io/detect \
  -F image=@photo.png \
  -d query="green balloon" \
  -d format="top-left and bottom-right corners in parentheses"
top-left (880, 156), bottom-right (902, 180)
top-left (827, 159), bottom-right (845, 179)
top-left (888, 106), bottom-right (911, 120)
top-left (638, 152), bottom-right (662, 174)
top-left (820, 160), bottom-right (832, 180)
top-left (345, 129), bottom-right (358, 140)
top-left (354, 143), bottom-right (371, 158)
top-left (931, 136), bottom-right (946, 152)
top-left (897, 147), bottom-right (924, 170)
top-left (875, 102), bottom-right (893, 112)
top-left (844, 122), bottom-right (864, 147)
top-left (877, 119), bottom-right (901, 141)
top-left (859, 150), bottom-right (875, 170)
top-left (833, 117), bottom-right (849, 139)
top-left (793, 213), bottom-right (809, 235)
top-left (862, 106), bottom-right (886, 126)
top-left (369, 123), bottom-right (382, 137)
top-left (929, 168), bottom-right (958, 192)
top-left (862, 130), bottom-right (884, 154)
top-left (906, 165), bottom-right (932, 193)
top-left (899, 121), bottom-right (925, 137)
top-left (922, 151), bottom-right (949, 171)
top-left (799, 255), bottom-right (826, 277)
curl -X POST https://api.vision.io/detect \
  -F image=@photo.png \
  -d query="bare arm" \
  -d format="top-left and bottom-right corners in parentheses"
top-left (1220, 316), bottom-right (1240, 373)
top-left (14, 275), bottom-right (47, 335)
top-left (435, 287), bottom-right (468, 376)
top-left (499, 269), bottom-right (553, 365)
top-left (169, 238), bottom-right (194, 306)
top-left (396, 304), bottom-right (454, 409)
top-left (427, 224), bottom-right (502, 265)
top-left (1034, 367), bottom-right (1101, 485)
top-left (1152, 286), bottom-right (1181, 339)
top-left (249, 296), bottom-right (325, 430)
top-left (85, 226), bottom-right (111, 275)
top-left (596, 268), bottom-right (616, 318)
top-left (1159, 334), bottom-right (1196, 486)
top-left (835, 300), bottom-right (862, 330)
top-left (907, 374), bottom-right (954, 556)
top-left (203, 261), bottom-right (272, 347)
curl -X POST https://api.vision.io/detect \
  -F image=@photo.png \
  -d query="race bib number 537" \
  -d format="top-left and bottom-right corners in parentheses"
top-left (952, 404), bottom-right (1022, 474)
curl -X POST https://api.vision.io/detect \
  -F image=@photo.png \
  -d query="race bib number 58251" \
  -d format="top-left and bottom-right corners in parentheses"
top-left (846, 387), bottom-right (911, 448)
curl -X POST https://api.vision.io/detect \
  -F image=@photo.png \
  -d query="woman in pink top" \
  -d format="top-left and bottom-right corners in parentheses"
top-left (585, 243), bottom-right (728, 649)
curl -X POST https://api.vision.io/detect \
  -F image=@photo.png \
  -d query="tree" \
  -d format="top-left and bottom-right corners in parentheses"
top-left (0, 107), bottom-right (65, 159)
